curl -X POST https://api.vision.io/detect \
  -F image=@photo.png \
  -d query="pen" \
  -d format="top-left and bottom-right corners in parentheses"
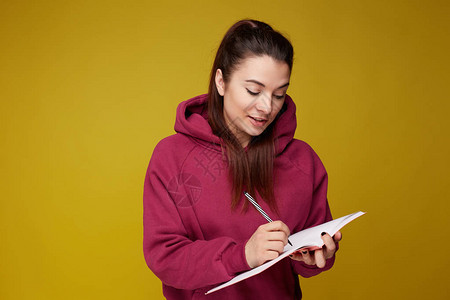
top-left (243, 191), bottom-right (293, 246)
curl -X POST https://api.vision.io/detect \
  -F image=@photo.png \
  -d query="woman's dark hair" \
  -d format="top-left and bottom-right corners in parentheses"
top-left (207, 19), bottom-right (294, 212)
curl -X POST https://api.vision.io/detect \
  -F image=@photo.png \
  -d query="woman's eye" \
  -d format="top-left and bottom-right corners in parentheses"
top-left (246, 89), bottom-right (259, 96)
top-left (274, 94), bottom-right (285, 100)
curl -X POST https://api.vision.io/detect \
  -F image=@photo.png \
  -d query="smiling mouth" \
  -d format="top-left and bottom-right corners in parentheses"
top-left (249, 116), bottom-right (268, 127)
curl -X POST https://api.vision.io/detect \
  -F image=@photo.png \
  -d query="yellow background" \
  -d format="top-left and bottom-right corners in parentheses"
top-left (1, 0), bottom-right (449, 299)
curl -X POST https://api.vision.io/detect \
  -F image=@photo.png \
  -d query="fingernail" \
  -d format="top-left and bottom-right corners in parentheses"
top-left (321, 232), bottom-right (327, 236)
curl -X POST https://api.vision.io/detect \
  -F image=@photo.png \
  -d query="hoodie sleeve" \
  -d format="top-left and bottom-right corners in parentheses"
top-left (143, 141), bottom-right (251, 290)
top-left (290, 144), bottom-right (338, 277)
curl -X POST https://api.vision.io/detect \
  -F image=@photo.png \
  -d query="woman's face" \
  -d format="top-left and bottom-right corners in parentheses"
top-left (215, 55), bottom-right (291, 147)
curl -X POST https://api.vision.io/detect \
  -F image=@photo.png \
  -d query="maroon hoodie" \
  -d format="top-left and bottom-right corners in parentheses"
top-left (143, 94), bottom-right (335, 299)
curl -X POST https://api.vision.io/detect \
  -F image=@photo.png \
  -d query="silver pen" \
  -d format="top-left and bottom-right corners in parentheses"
top-left (244, 191), bottom-right (293, 246)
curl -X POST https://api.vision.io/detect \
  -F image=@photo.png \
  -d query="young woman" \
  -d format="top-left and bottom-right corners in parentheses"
top-left (143, 19), bottom-right (341, 299)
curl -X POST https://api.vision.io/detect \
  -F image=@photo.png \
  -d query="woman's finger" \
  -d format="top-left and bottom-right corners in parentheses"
top-left (321, 233), bottom-right (336, 259)
top-left (289, 252), bottom-right (303, 262)
top-left (263, 220), bottom-right (291, 238)
top-left (322, 233), bottom-right (336, 259)
top-left (265, 231), bottom-right (289, 245)
top-left (314, 248), bottom-right (326, 268)
top-left (301, 249), bottom-right (315, 265)
top-left (264, 240), bottom-right (286, 254)
top-left (333, 230), bottom-right (342, 242)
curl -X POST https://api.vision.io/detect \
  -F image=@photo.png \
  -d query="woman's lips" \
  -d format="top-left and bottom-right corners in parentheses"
top-left (248, 116), bottom-right (268, 127)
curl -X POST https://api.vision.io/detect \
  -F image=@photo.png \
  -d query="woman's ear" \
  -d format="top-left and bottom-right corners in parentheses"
top-left (215, 69), bottom-right (225, 96)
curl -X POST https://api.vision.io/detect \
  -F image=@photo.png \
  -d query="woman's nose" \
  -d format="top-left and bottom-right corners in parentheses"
top-left (255, 93), bottom-right (272, 114)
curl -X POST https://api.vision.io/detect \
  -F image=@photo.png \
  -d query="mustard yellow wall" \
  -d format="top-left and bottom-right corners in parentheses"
top-left (1, 0), bottom-right (449, 299)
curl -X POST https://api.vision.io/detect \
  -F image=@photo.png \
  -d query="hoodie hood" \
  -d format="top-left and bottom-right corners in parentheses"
top-left (174, 93), bottom-right (297, 155)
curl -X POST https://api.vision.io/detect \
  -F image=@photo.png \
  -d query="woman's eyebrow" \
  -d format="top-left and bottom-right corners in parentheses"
top-left (245, 79), bottom-right (290, 89)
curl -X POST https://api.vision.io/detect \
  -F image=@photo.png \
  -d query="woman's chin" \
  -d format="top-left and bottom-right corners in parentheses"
top-left (247, 128), bottom-right (267, 139)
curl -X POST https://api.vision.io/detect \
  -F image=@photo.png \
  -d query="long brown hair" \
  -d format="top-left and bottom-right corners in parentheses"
top-left (207, 19), bottom-right (294, 212)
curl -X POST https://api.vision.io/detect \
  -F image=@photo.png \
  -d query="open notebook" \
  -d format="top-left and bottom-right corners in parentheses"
top-left (206, 211), bottom-right (365, 295)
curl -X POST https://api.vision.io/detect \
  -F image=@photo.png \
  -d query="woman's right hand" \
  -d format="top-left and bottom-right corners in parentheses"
top-left (244, 221), bottom-right (291, 268)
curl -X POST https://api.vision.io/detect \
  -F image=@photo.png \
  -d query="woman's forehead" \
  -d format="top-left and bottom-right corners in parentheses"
top-left (231, 55), bottom-right (291, 87)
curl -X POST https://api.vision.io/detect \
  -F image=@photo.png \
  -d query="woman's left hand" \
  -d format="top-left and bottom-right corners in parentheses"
top-left (289, 231), bottom-right (342, 268)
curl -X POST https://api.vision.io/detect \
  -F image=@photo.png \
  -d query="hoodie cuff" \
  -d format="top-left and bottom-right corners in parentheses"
top-left (295, 253), bottom-right (336, 278)
top-left (221, 241), bottom-right (251, 276)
